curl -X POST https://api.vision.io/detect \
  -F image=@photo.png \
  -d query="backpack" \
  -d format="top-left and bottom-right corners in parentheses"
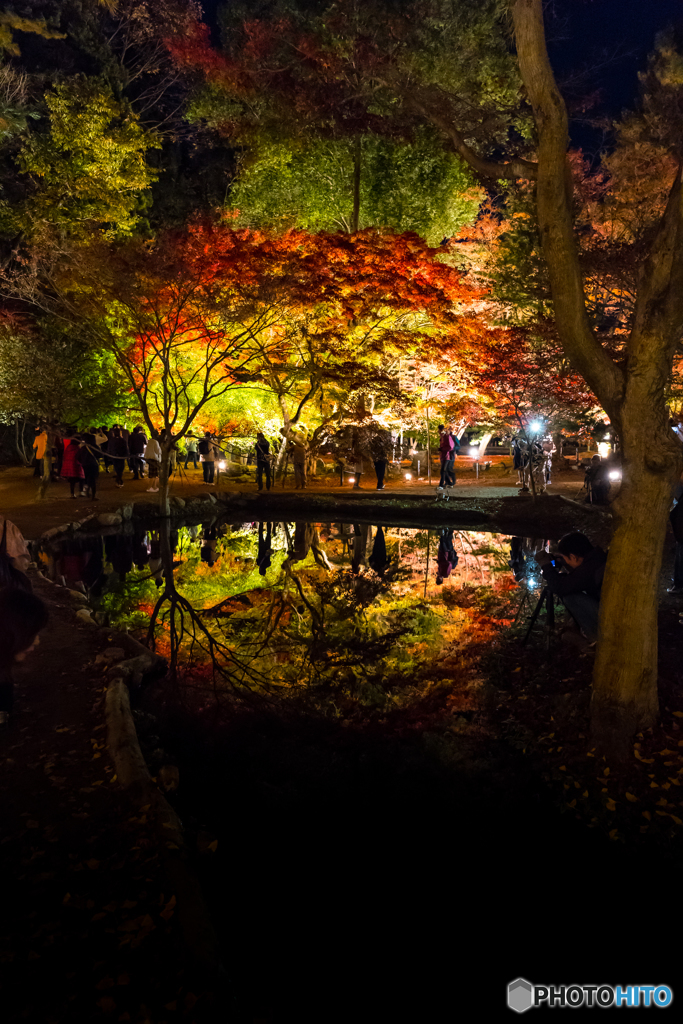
top-left (198, 438), bottom-right (210, 456)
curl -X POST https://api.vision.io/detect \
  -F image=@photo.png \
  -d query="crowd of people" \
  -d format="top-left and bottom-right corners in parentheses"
top-left (30, 425), bottom-right (227, 498)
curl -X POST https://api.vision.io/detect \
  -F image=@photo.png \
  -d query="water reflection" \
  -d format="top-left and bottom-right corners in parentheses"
top-left (38, 520), bottom-right (550, 702)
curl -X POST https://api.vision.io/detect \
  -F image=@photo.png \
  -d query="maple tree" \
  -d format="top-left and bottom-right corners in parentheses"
top-left (166, 1), bottom-right (683, 746)
top-left (45, 222), bottom-right (482, 509)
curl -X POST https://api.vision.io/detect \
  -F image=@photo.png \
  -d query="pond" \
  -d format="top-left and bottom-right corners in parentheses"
top-left (37, 517), bottom-right (636, 1016)
top-left (37, 517), bottom-right (550, 710)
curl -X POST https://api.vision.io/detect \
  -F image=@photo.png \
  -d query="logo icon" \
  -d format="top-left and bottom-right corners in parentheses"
top-left (508, 978), bottom-right (534, 1014)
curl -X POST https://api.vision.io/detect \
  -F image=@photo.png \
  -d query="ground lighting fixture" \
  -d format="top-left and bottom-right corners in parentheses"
top-left (405, 473), bottom-right (412, 480)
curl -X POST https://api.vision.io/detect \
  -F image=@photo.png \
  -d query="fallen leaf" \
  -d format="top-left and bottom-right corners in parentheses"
top-left (642, 811), bottom-right (652, 821)
top-left (606, 798), bottom-right (616, 811)
top-left (208, 840), bottom-right (218, 853)
top-left (96, 996), bottom-right (115, 1012)
top-left (86, 859), bottom-right (100, 870)
top-left (625, 792), bottom-right (638, 802)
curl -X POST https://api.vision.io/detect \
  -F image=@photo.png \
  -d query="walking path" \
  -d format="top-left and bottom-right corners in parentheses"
top-left (1, 463), bottom-right (587, 540)
top-left (0, 574), bottom-right (219, 1022)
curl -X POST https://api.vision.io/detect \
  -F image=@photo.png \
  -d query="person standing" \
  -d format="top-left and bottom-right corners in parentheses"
top-left (129, 426), bottom-right (147, 479)
top-left (198, 432), bottom-right (216, 484)
top-left (61, 436), bottom-right (85, 497)
top-left (77, 433), bottom-right (100, 500)
top-left (95, 426), bottom-right (109, 470)
top-left (290, 437), bottom-right (308, 489)
top-left (108, 427), bottom-right (129, 488)
top-left (32, 426), bottom-right (48, 477)
top-left (437, 424), bottom-right (455, 489)
top-left (255, 432), bottom-right (271, 491)
top-left (668, 497), bottom-right (683, 593)
top-left (0, 588), bottom-right (49, 725)
top-left (184, 434), bottom-right (199, 470)
top-left (144, 434), bottom-right (161, 493)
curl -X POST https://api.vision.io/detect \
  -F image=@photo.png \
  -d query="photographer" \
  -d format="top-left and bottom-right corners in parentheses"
top-left (535, 532), bottom-right (607, 643)
top-left (584, 455), bottom-right (611, 504)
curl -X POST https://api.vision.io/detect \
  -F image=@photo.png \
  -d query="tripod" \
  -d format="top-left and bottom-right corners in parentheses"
top-left (522, 585), bottom-right (556, 646)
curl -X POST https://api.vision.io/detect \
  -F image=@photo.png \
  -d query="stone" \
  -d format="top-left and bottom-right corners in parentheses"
top-left (171, 496), bottom-right (186, 509)
top-left (97, 513), bottom-right (122, 527)
top-left (112, 652), bottom-right (166, 685)
top-left (121, 504), bottom-right (134, 520)
top-left (206, 493), bottom-right (217, 504)
top-left (67, 590), bottom-right (88, 604)
top-left (158, 764), bottom-right (180, 792)
top-left (94, 647), bottom-right (126, 665)
top-left (75, 608), bottom-right (96, 626)
top-left (70, 522), bottom-right (82, 531)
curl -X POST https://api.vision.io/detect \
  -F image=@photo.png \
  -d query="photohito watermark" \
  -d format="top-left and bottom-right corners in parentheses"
top-left (507, 979), bottom-right (673, 1012)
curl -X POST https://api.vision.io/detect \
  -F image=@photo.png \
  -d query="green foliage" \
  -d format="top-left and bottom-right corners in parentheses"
top-left (2, 76), bottom-right (160, 238)
top-left (228, 130), bottom-right (482, 242)
top-left (0, 319), bottom-right (125, 426)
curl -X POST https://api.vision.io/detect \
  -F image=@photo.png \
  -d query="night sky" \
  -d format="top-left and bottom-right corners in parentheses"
top-left (547, 0), bottom-right (683, 150)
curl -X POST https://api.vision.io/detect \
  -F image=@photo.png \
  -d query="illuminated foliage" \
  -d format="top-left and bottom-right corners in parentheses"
top-left (3, 77), bottom-right (160, 239)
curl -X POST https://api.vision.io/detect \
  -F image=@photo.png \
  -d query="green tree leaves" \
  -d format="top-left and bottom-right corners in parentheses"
top-left (3, 77), bottom-right (159, 239)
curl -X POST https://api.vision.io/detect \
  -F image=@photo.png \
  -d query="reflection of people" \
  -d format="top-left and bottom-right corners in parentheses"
top-left (369, 526), bottom-right (390, 575)
top-left (201, 525), bottom-right (218, 567)
top-left (257, 521), bottom-right (273, 576)
top-left (0, 588), bottom-right (49, 725)
top-left (536, 531), bottom-right (607, 643)
top-left (436, 528), bottom-right (458, 584)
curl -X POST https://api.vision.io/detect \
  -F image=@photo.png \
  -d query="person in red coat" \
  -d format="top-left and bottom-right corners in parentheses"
top-left (61, 436), bottom-right (85, 497)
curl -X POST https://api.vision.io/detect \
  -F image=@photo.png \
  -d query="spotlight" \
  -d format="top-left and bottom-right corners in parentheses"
top-left (218, 461), bottom-right (227, 470)
top-left (608, 470), bottom-right (621, 481)
top-left (529, 420), bottom-right (542, 434)
top-left (348, 476), bottom-right (355, 484)
top-left (405, 473), bottom-right (412, 481)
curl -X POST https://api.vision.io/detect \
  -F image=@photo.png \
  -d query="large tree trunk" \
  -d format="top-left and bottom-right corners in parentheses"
top-left (591, 405), bottom-right (682, 752)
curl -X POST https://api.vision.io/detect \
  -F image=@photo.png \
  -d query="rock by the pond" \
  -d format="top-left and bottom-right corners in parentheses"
top-left (95, 647), bottom-right (126, 665)
top-left (206, 493), bottom-right (217, 504)
top-left (158, 764), bottom-right (180, 792)
top-left (68, 589), bottom-right (89, 604)
top-left (121, 504), bottom-right (134, 520)
top-left (75, 608), bottom-right (96, 626)
top-left (97, 512), bottom-right (122, 527)
top-left (171, 496), bottom-right (186, 509)
top-left (111, 651), bottom-right (167, 685)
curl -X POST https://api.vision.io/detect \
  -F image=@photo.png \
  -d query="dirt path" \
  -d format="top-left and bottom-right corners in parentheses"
top-left (0, 574), bottom-right (218, 1023)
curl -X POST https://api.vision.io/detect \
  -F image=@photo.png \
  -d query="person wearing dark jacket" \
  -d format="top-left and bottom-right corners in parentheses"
top-left (536, 531), bottom-right (607, 642)
top-left (108, 428), bottom-right (129, 487)
top-left (668, 499), bottom-right (683, 593)
top-left (77, 433), bottom-right (100, 500)
top-left (128, 426), bottom-right (147, 479)
top-left (255, 432), bottom-right (271, 491)
top-left (437, 425), bottom-right (455, 488)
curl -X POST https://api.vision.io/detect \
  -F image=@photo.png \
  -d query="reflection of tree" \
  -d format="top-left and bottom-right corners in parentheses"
top-left (146, 520), bottom-right (268, 695)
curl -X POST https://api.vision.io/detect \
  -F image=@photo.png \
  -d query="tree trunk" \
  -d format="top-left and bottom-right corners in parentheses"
top-left (591, 414), bottom-right (681, 753)
top-left (158, 444), bottom-right (172, 517)
top-left (351, 137), bottom-right (361, 233)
